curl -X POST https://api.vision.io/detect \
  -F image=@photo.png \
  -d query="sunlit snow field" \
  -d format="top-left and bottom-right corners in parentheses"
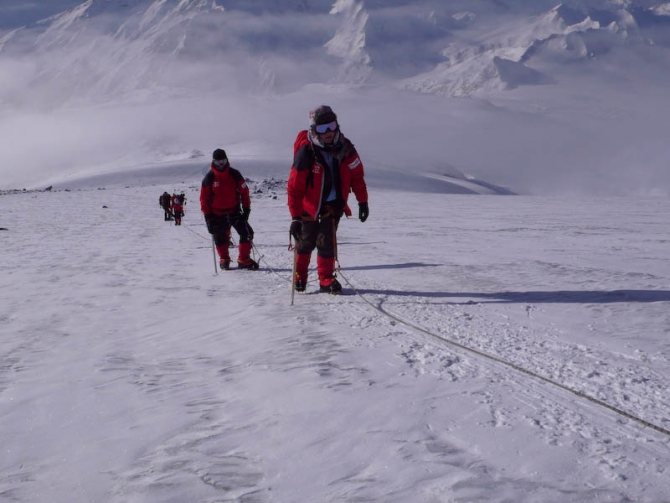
top-left (1, 166), bottom-right (669, 502)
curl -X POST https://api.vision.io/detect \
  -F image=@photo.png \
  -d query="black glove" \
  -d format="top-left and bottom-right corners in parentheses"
top-left (290, 217), bottom-right (302, 241)
top-left (358, 202), bottom-right (369, 222)
top-left (204, 214), bottom-right (215, 234)
top-left (241, 207), bottom-right (251, 222)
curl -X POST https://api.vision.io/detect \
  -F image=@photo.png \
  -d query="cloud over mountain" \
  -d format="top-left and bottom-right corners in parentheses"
top-left (0, 0), bottom-right (669, 195)
top-left (2, 0), bottom-right (670, 105)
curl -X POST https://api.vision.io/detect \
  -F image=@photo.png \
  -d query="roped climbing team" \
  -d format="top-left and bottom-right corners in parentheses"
top-left (161, 105), bottom-right (369, 295)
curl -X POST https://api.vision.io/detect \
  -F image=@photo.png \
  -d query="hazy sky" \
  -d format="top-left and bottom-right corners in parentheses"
top-left (0, 0), bottom-right (82, 28)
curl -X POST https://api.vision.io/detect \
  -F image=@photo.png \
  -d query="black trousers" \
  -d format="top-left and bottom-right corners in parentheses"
top-left (296, 207), bottom-right (341, 259)
top-left (208, 213), bottom-right (254, 247)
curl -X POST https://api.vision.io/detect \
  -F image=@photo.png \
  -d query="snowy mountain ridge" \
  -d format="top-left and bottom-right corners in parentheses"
top-left (1, 0), bottom-right (669, 195)
top-left (2, 0), bottom-right (670, 105)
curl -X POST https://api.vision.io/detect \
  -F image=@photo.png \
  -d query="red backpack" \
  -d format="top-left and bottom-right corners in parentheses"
top-left (293, 130), bottom-right (309, 157)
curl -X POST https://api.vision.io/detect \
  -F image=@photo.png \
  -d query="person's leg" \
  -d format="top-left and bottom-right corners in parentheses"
top-left (295, 219), bottom-right (318, 287)
top-left (232, 220), bottom-right (258, 269)
top-left (315, 214), bottom-right (341, 293)
top-left (212, 216), bottom-right (232, 269)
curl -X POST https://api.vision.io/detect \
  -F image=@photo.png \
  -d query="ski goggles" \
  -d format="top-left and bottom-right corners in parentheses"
top-left (314, 121), bottom-right (338, 134)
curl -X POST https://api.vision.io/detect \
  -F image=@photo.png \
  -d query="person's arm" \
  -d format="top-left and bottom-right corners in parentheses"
top-left (287, 144), bottom-right (313, 218)
top-left (200, 172), bottom-right (214, 215)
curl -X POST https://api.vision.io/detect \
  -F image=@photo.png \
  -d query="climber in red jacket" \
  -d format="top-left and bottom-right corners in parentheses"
top-left (200, 149), bottom-right (258, 271)
top-left (287, 105), bottom-right (369, 294)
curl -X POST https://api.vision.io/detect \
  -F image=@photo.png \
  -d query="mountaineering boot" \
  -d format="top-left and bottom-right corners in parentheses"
top-left (319, 278), bottom-right (342, 295)
top-left (294, 273), bottom-right (306, 293)
top-left (317, 256), bottom-right (340, 293)
top-left (237, 241), bottom-right (259, 270)
top-left (216, 245), bottom-right (230, 271)
top-left (238, 259), bottom-right (259, 270)
top-left (294, 253), bottom-right (311, 292)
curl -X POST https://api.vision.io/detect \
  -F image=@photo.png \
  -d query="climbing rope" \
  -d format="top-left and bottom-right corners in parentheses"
top-left (336, 270), bottom-right (670, 438)
top-left (181, 215), bottom-right (670, 439)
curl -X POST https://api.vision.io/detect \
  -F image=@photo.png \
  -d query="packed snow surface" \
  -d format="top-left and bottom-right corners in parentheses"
top-left (1, 165), bottom-right (669, 502)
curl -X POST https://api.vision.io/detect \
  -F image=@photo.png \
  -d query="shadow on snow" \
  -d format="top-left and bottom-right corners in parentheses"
top-left (355, 288), bottom-right (670, 304)
top-left (340, 263), bottom-right (670, 304)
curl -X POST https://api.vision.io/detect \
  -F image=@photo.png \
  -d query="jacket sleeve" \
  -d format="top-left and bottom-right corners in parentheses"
top-left (228, 168), bottom-right (250, 209)
top-left (345, 146), bottom-right (368, 204)
top-left (238, 178), bottom-right (251, 209)
top-left (200, 172), bottom-right (214, 214)
top-left (287, 144), bottom-right (312, 218)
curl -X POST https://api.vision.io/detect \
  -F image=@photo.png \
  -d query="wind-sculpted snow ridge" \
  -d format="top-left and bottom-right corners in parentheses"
top-left (0, 0), bottom-right (339, 104)
top-left (398, 3), bottom-right (659, 96)
top-left (419, 164), bottom-right (516, 195)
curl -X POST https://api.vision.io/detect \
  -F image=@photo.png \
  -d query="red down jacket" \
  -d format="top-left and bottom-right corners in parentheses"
top-left (200, 164), bottom-right (250, 216)
top-left (287, 130), bottom-right (368, 220)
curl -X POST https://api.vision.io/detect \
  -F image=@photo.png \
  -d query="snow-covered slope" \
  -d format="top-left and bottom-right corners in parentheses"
top-left (1, 173), bottom-right (669, 502)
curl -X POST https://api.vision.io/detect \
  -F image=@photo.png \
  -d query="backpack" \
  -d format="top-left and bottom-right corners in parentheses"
top-left (293, 130), bottom-right (310, 158)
